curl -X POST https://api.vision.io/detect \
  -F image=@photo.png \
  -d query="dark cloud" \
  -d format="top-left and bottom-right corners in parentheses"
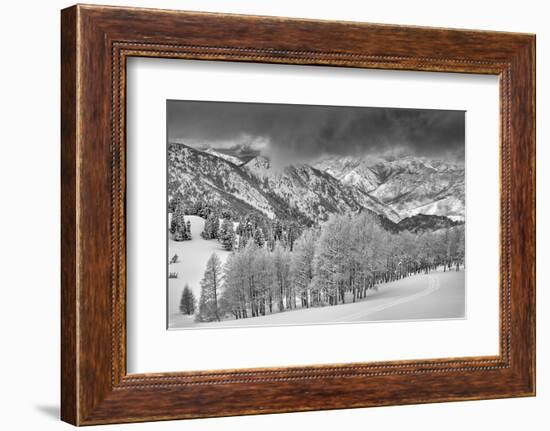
top-left (167, 100), bottom-right (465, 164)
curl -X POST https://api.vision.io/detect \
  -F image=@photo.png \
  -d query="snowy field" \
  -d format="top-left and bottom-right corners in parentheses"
top-left (167, 215), bottom-right (230, 324)
top-left (169, 268), bottom-right (465, 329)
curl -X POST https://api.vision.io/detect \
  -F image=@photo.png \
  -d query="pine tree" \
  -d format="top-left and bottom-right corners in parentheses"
top-left (253, 227), bottom-right (265, 247)
top-left (186, 220), bottom-right (192, 240)
top-left (284, 222), bottom-right (300, 251)
top-left (201, 216), bottom-right (210, 239)
top-left (172, 203), bottom-right (191, 241)
top-left (218, 218), bottom-right (228, 240)
top-left (273, 220), bottom-right (283, 242)
top-left (179, 284), bottom-right (196, 315)
top-left (265, 225), bottom-right (275, 251)
top-left (201, 211), bottom-right (220, 239)
top-left (219, 219), bottom-right (235, 251)
top-left (238, 232), bottom-right (247, 250)
top-left (196, 253), bottom-right (223, 321)
top-left (174, 218), bottom-right (186, 241)
top-left (170, 213), bottom-right (177, 235)
top-left (170, 205), bottom-right (181, 234)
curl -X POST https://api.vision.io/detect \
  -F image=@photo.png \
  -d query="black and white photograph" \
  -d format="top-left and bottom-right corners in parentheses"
top-left (167, 100), bottom-right (466, 329)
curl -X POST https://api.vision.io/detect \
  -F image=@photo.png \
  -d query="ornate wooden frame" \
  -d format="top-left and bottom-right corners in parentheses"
top-left (61, 4), bottom-right (536, 425)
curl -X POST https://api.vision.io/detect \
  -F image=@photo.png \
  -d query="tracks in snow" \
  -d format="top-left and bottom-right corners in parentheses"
top-left (341, 274), bottom-right (441, 322)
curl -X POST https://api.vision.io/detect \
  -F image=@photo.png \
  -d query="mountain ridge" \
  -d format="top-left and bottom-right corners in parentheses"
top-left (168, 142), bottom-right (464, 233)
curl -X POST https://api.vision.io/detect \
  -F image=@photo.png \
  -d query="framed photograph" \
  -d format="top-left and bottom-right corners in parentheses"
top-left (61, 4), bottom-right (535, 425)
top-left (165, 100), bottom-right (467, 330)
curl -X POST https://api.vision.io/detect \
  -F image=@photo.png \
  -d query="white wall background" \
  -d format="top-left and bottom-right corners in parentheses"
top-left (0, 0), bottom-right (546, 429)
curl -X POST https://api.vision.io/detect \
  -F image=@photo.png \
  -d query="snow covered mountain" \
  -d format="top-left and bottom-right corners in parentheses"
top-left (168, 143), bottom-right (399, 225)
top-left (168, 142), bottom-right (464, 231)
top-left (168, 143), bottom-right (278, 219)
top-left (314, 154), bottom-right (465, 222)
top-left (243, 155), bottom-right (401, 223)
top-left (203, 148), bottom-right (245, 166)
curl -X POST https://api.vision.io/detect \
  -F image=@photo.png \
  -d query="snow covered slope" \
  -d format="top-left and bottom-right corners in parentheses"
top-left (167, 215), bottom-right (231, 322)
top-left (204, 148), bottom-right (244, 166)
top-left (170, 269), bottom-right (465, 328)
top-left (315, 155), bottom-right (465, 221)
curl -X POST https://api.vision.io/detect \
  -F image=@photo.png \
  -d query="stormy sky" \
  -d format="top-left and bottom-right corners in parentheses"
top-left (167, 100), bottom-right (465, 166)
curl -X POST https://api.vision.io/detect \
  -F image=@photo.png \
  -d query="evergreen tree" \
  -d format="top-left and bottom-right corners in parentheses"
top-left (167, 196), bottom-right (181, 215)
top-left (238, 229), bottom-right (248, 250)
top-left (253, 227), bottom-right (265, 247)
top-left (186, 220), bottom-right (192, 240)
top-left (179, 284), bottom-right (196, 315)
top-left (196, 253), bottom-right (223, 321)
top-left (201, 211), bottom-right (220, 239)
top-left (219, 219), bottom-right (236, 251)
top-left (172, 203), bottom-right (191, 241)
top-left (265, 224), bottom-right (276, 251)
top-left (174, 218), bottom-right (186, 241)
top-left (273, 220), bottom-right (283, 242)
top-left (170, 214), bottom-right (176, 235)
top-left (170, 203), bottom-right (183, 234)
top-left (218, 218), bottom-right (228, 240)
top-left (284, 222), bottom-right (300, 251)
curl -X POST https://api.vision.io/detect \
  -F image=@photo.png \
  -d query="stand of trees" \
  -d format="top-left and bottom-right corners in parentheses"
top-left (168, 196), bottom-right (306, 249)
top-left (235, 214), bottom-right (301, 252)
top-left (170, 203), bottom-right (192, 241)
top-left (197, 213), bottom-right (465, 322)
top-left (198, 209), bottom-right (301, 254)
